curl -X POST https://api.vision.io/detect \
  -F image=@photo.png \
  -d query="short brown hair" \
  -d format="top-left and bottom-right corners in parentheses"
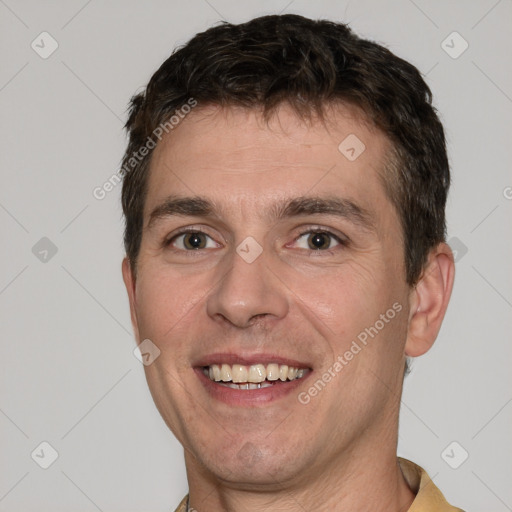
top-left (121, 14), bottom-right (449, 285)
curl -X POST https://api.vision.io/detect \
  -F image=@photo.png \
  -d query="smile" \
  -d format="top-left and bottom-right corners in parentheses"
top-left (194, 353), bottom-right (313, 405)
top-left (202, 363), bottom-right (309, 390)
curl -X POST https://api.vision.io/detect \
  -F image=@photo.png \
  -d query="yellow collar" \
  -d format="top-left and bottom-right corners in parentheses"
top-left (398, 457), bottom-right (464, 511)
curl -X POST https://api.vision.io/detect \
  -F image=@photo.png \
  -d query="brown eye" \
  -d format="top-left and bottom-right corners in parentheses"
top-left (291, 230), bottom-right (345, 252)
top-left (307, 232), bottom-right (332, 250)
top-left (183, 232), bottom-right (207, 249)
top-left (169, 231), bottom-right (218, 251)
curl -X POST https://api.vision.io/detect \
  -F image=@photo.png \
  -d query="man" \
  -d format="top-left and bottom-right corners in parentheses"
top-left (121, 14), bottom-right (462, 512)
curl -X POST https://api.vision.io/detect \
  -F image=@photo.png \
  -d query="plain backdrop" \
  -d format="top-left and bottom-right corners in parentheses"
top-left (1, 1), bottom-right (511, 511)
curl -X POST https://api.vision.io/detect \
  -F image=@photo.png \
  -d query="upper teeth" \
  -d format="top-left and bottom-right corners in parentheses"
top-left (204, 363), bottom-right (307, 383)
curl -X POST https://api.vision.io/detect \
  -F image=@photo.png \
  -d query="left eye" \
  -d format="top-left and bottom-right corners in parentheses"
top-left (294, 231), bottom-right (342, 250)
top-left (171, 231), bottom-right (218, 250)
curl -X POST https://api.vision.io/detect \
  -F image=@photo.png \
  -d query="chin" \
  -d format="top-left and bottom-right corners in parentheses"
top-left (196, 439), bottom-right (307, 488)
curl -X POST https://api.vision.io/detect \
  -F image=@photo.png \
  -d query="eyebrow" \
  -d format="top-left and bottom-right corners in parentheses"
top-left (147, 194), bottom-right (375, 232)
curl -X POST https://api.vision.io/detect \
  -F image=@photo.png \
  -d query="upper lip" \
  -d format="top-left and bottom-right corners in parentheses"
top-left (193, 352), bottom-right (312, 368)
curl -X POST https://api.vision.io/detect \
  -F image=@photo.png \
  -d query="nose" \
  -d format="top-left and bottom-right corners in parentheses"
top-left (206, 244), bottom-right (289, 329)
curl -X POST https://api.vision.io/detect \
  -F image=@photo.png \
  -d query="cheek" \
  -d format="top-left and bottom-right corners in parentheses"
top-left (284, 258), bottom-right (386, 333)
top-left (286, 258), bottom-right (407, 373)
top-left (134, 264), bottom-right (206, 342)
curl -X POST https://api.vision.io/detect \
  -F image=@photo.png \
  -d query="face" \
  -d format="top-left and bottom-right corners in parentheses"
top-left (123, 104), bottom-right (413, 487)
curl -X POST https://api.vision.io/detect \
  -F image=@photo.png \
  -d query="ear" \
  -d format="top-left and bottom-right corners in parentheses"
top-left (122, 257), bottom-right (141, 345)
top-left (405, 242), bottom-right (455, 357)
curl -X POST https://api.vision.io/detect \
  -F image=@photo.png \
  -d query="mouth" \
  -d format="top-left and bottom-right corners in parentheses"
top-left (194, 355), bottom-right (312, 405)
top-left (201, 363), bottom-right (310, 390)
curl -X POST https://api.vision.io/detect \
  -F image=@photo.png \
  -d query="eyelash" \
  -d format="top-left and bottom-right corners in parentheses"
top-left (296, 228), bottom-right (348, 253)
top-left (164, 226), bottom-right (348, 254)
top-left (163, 227), bottom-right (218, 249)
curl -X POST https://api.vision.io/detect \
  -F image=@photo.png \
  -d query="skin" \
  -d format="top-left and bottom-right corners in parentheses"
top-left (122, 103), bottom-right (455, 512)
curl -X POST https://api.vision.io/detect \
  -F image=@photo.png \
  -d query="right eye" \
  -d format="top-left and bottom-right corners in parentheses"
top-left (167, 231), bottom-right (219, 251)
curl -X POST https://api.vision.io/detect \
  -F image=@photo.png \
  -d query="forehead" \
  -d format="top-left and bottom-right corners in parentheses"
top-left (144, 103), bottom-right (393, 225)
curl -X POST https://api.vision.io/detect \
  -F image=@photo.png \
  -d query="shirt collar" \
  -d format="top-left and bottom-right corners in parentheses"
top-left (398, 457), bottom-right (464, 511)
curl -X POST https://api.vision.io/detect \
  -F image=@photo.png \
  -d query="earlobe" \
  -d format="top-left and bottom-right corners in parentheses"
top-left (122, 257), bottom-right (140, 344)
top-left (405, 243), bottom-right (455, 357)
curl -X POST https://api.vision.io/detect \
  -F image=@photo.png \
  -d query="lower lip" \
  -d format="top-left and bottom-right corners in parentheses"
top-left (194, 368), bottom-right (311, 406)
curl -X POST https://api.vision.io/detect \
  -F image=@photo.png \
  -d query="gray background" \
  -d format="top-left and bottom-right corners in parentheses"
top-left (1, 1), bottom-right (511, 511)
